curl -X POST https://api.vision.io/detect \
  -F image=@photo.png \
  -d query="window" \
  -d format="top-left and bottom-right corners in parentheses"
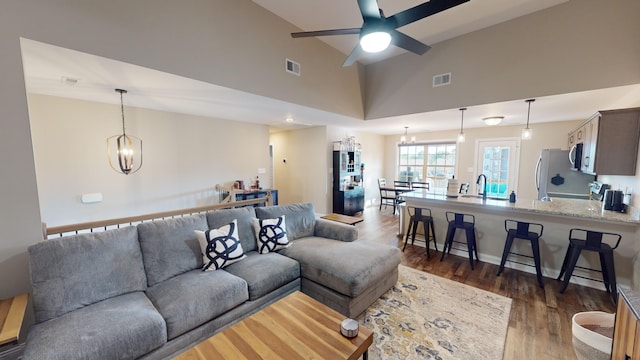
top-left (399, 142), bottom-right (456, 189)
top-left (475, 139), bottom-right (520, 198)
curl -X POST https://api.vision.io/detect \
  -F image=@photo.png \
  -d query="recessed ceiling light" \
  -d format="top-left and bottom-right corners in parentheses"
top-left (285, 117), bottom-right (294, 123)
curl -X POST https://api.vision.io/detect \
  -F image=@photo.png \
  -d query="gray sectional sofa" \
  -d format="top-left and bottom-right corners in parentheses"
top-left (24, 203), bottom-right (401, 360)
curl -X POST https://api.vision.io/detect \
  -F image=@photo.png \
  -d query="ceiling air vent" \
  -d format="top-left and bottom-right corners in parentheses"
top-left (433, 72), bottom-right (451, 87)
top-left (285, 58), bottom-right (301, 76)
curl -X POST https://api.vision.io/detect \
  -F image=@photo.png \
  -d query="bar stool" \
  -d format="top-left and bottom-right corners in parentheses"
top-left (496, 220), bottom-right (545, 288)
top-left (557, 228), bottom-right (622, 304)
top-left (440, 212), bottom-right (479, 269)
top-left (403, 206), bottom-right (437, 258)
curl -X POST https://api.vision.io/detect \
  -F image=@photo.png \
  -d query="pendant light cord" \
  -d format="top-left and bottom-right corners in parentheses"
top-left (116, 89), bottom-right (128, 136)
top-left (459, 107), bottom-right (466, 133)
top-left (525, 99), bottom-right (535, 129)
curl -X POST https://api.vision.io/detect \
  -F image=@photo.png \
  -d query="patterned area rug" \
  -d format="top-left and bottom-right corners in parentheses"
top-left (357, 265), bottom-right (512, 360)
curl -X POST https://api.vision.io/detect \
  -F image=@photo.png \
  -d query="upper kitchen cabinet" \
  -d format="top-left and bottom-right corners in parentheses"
top-left (572, 108), bottom-right (640, 175)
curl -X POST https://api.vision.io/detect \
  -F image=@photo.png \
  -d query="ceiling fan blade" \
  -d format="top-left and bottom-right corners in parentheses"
top-left (357, 0), bottom-right (382, 20)
top-left (388, 0), bottom-right (470, 28)
top-left (291, 28), bottom-right (361, 38)
top-left (342, 45), bottom-right (362, 67)
top-left (390, 30), bottom-right (431, 55)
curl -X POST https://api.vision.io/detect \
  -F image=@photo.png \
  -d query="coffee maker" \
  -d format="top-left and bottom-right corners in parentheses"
top-left (602, 189), bottom-right (625, 212)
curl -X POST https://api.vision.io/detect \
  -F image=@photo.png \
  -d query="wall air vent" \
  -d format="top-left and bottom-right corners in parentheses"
top-left (285, 58), bottom-right (301, 76)
top-left (433, 72), bottom-right (451, 87)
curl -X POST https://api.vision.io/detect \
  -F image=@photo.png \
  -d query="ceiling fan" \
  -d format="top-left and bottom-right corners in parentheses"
top-left (291, 0), bottom-right (470, 67)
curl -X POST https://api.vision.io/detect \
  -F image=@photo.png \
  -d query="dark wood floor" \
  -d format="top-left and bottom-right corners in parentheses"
top-left (354, 203), bottom-right (616, 360)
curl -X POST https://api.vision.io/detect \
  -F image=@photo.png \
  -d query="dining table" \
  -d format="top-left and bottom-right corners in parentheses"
top-left (379, 186), bottom-right (414, 215)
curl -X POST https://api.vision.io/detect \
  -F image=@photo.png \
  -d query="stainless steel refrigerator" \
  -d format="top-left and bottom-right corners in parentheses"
top-left (535, 149), bottom-right (595, 200)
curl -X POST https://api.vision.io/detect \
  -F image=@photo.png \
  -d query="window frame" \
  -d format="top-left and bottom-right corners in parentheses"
top-left (398, 141), bottom-right (457, 190)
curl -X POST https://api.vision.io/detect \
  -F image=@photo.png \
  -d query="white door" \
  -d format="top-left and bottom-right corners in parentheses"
top-left (475, 139), bottom-right (520, 198)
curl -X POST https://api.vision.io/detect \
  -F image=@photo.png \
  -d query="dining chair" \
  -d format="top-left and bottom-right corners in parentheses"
top-left (411, 181), bottom-right (429, 190)
top-left (378, 178), bottom-right (397, 212)
top-left (393, 180), bottom-right (410, 208)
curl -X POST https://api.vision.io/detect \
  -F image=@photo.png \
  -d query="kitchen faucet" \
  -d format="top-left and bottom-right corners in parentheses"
top-left (476, 174), bottom-right (487, 201)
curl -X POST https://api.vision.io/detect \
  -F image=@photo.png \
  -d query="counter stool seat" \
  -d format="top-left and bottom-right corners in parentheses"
top-left (403, 206), bottom-right (437, 258)
top-left (440, 212), bottom-right (478, 269)
top-left (496, 220), bottom-right (544, 288)
top-left (557, 228), bottom-right (622, 305)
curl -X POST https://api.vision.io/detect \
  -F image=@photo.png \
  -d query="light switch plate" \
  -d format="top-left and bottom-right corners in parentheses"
top-left (81, 193), bottom-right (103, 204)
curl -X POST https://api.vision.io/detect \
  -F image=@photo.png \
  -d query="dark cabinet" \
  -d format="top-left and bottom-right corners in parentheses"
top-left (332, 150), bottom-right (364, 215)
top-left (571, 108), bottom-right (640, 175)
top-left (333, 187), bottom-right (364, 215)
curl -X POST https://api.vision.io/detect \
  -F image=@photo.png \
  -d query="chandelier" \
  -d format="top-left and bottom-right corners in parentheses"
top-left (107, 89), bottom-right (143, 175)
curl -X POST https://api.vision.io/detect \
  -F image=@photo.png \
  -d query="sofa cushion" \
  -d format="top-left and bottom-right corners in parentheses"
top-left (137, 214), bottom-right (208, 286)
top-left (28, 226), bottom-right (147, 323)
top-left (23, 292), bottom-right (166, 360)
top-left (195, 220), bottom-right (246, 271)
top-left (223, 251), bottom-right (300, 300)
top-left (255, 203), bottom-right (316, 240)
top-left (279, 237), bottom-right (401, 297)
top-left (252, 216), bottom-right (290, 254)
top-left (206, 206), bottom-right (257, 252)
top-left (145, 269), bottom-right (248, 340)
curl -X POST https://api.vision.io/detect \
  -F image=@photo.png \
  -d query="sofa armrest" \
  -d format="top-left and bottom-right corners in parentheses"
top-left (313, 218), bottom-right (358, 242)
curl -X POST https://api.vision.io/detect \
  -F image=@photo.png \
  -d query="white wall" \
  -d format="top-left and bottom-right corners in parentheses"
top-left (29, 94), bottom-right (271, 226)
top-left (599, 146), bottom-right (640, 291)
top-left (326, 127), bottom-right (385, 206)
top-left (270, 126), bottom-right (329, 212)
top-left (383, 120), bottom-right (581, 201)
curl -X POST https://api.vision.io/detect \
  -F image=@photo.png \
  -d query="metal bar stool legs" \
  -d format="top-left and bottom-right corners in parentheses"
top-left (496, 220), bottom-right (544, 288)
top-left (557, 228), bottom-right (622, 305)
top-left (403, 207), bottom-right (437, 258)
top-left (440, 212), bottom-right (478, 270)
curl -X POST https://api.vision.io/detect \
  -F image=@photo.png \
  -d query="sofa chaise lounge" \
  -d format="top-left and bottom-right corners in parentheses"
top-left (24, 203), bottom-right (401, 359)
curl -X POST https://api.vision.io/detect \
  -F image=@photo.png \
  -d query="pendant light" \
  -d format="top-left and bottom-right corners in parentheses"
top-left (400, 126), bottom-right (415, 144)
top-left (522, 99), bottom-right (535, 140)
top-left (457, 108), bottom-right (467, 143)
top-left (107, 89), bottom-right (143, 175)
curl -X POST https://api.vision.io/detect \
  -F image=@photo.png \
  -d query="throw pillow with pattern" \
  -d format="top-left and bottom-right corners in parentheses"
top-left (195, 219), bottom-right (246, 271)
top-left (252, 215), bottom-right (289, 254)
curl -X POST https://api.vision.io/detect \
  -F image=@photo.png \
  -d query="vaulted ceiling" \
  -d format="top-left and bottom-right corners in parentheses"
top-left (21, 1), bottom-right (640, 135)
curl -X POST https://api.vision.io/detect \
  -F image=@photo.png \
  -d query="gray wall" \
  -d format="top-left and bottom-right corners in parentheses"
top-left (364, 0), bottom-right (640, 119)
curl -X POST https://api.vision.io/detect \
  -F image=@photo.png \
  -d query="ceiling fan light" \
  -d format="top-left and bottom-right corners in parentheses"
top-left (360, 31), bottom-right (391, 53)
top-left (482, 116), bottom-right (504, 126)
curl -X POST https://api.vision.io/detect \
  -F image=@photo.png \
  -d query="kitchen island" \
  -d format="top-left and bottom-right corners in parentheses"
top-left (402, 190), bottom-right (640, 289)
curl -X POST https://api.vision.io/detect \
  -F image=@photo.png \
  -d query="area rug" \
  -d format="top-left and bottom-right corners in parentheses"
top-left (357, 265), bottom-right (512, 360)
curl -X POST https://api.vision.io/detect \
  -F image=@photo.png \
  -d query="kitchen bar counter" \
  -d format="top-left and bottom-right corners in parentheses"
top-left (401, 189), bottom-right (639, 289)
top-left (402, 190), bottom-right (640, 225)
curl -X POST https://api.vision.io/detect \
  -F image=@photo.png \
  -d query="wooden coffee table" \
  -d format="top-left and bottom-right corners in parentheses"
top-left (321, 213), bottom-right (363, 226)
top-left (173, 291), bottom-right (372, 359)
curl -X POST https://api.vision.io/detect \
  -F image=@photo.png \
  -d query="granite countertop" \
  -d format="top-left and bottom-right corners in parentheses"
top-left (402, 190), bottom-right (640, 225)
top-left (620, 287), bottom-right (640, 320)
